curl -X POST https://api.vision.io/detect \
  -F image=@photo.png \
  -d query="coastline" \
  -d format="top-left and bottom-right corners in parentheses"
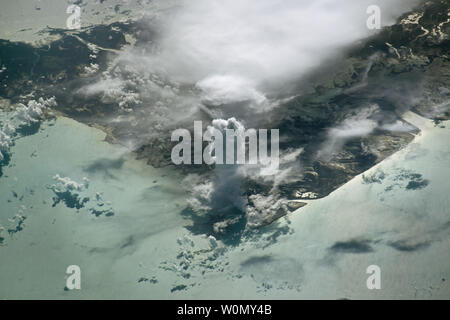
top-left (0, 114), bottom-right (448, 299)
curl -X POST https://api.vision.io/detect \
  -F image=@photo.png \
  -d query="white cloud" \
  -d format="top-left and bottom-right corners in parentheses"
top-left (0, 130), bottom-right (13, 162)
top-left (14, 97), bottom-right (56, 126)
top-left (152, 0), bottom-right (420, 106)
top-left (246, 193), bottom-right (288, 228)
top-left (196, 75), bottom-right (269, 111)
top-left (52, 174), bottom-right (89, 192)
top-left (0, 97), bottom-right (55, 161)
top-left (317, 105), bottom-right (380, 160)
top-left (380, 121), bottom-right (417, 132)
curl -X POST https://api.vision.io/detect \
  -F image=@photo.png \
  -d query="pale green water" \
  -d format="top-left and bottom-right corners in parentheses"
top-left (0, 113), bottom-right (449, 299)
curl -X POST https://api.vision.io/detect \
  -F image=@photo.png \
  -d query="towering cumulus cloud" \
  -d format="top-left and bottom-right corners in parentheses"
top-left (82, 0), bottom-right (421, 133)
top-left (78, 0), bottom-right (423, 239)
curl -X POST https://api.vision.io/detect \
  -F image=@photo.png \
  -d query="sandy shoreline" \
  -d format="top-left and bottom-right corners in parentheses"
top-left (0, 113), bottom-right (448, 299)
top-left (0, 0), bottom-right (176, 43)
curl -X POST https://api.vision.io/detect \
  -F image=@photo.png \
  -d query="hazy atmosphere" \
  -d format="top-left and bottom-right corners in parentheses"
top-left (0, 0), bottom-right (449, 301)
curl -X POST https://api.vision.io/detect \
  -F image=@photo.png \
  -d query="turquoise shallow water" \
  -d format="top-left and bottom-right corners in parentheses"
top-left (0, 113), bottom-right (449, 299)
top-left (0, 116), bottom-right (190, 299)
